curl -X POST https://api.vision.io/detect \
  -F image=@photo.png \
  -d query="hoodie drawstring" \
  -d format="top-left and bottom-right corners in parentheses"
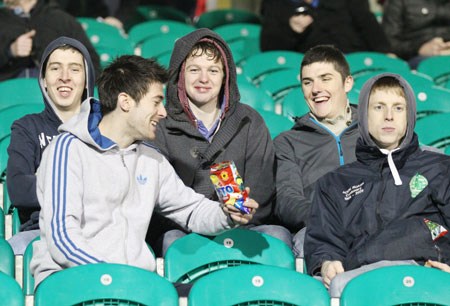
top-left (380, 148), bottom-right (402, 186)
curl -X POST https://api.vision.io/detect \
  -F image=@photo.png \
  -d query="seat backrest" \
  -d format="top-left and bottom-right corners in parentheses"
top-left (281, 88), bottom-right (309, 118)
top-left (258, 110), bottom-right (295, 138)
top-left (136, 5), bottom-right (191, 24)
top-left (340, 265), bottom-right (450, 306)
top-left (128, 20), bottom-right (195, 47)
top-left (241, 51), bottom-right (303, 85)
top-left (189, 265), bottom-right (329, 306)
top-left (196, 9), bottom-right (260, 29)
top-left (214, 23), bottom-right (261, 44)
top-left (238, 82), bottom-right (275, 112)
top-left (0, 238), bottom-right (14, 277)
top-left (0, 78), bottom-right (44, 111)
top-left (165, 228), bottom-right (295, 284)
top-left (0, 271), bottom-right (24, 306)
top-left (0, 104), bottom-right (45, 143)
top-left (23, 236), bottom-right (40, 295)
top-left (34, 263), bottom-right (178, 306)
top-left (417, 55), bottom-right (450, 86)
top-left (78, 17), bottom-right (131, 51)
top-left (140, 33), bottom-right (182, 59)
top-left (415, 86), bottom-right (450, 117)
top-left (345, 52), bottom-right (410, 78)
top-left (0, 135), bottom-right (10, 178)
top-left (259, 69), bottom-right (302, 102)
top-left (415, 113), bottom-right (450, 148)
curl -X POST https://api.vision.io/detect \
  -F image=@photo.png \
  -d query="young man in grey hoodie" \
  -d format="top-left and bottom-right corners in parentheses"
top-left (30, 55), bottom-right (258, 287)
top-left (304, 73), bottom-right (450, 297)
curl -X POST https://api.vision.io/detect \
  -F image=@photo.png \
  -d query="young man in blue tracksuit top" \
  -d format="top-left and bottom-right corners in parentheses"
top-left (30, 55), bottom-right (259, 288)
top-left (304, 73), bottom-right (450, 297)
top-left (273, 45), bottom-right (359, 256)
top-left (7, 36), bottom-right (96, 255)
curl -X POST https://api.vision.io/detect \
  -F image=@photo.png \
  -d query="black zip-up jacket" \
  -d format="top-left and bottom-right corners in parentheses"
top-left (273, 106), bottom-right (359, 233)
top-left (382, 0), bottom-right (450, 60)
top-left (305, 73), bottom-right (450, 275)
top-left (0, 0), bottom-right (100, 81)
top-left (6, 37), bottom-right (96, 231)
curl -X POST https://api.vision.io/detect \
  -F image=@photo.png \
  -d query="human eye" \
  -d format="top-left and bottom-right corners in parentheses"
top-left (374, 104), bottom-right (383, 110)
top-left (302, 80), bottom-right (311, 86)
top-left (188, 67), bottom-right (199, 73)
top-left (395, 105), bottom-right (405, 112)
top-left (49, 65), bottom-right (59, 71)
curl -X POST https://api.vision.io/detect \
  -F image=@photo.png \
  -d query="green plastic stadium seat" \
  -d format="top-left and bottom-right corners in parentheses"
top-left (445, 145), bottom-right (450, 155)
top-left (0, 78), bottom-right (44, 111)
top-left (417, 55), bottom-right (450, 87)
top-left (0, 135), bottom-right (10, 178)
top-left (281, 88), bottom-right (310, 118)
top-left (241, 51), bottom-right (303, 85)
top-left (128, 20), bottom-right (195, 47)
top-left (164, 228), bottom-right (295, 284)
top-left (0, 104), bottom-right (45, 143)
top-left (96, 45), bottom-right (134, 68)
top-left (23, 236), bottom-right (39, 296)
top-left (34, 263), bottom-right (178, 306)
top-left (238, 82), bottom-right (275, 112)
top-left (0, 271), bottom-right (24, 306)
top-left (415, 113), bottom-right (450, 149)
top-left (189, 265), bottom-right (330, 306)
top-left (259, 69), bottom-right (302, 103)
top-left (415, 86), bottom-right (450, 119)
top-left (214, 23), bottom-right (261, 44)
top-left (341, 265), bottom-right (450, 306)
top-left (258, 110), bottom-right (294, 138)
top-left (157, 52), bottom-right (172, 69)
top-left (0, 238), bottom-right (14, 277)
top-left (348, 88), bottom-right (360, 105)
top-left (0, 208), bottom-right (4, 239)
top-left (196, 9), bottom-right (260, 29)
top-left (140, 33), bottom-right (181, 59)
top-left (78, 17), bottom-right (131, 51)
top-left (346, 52), bottom-right (410, 78)
top-left (136, 5), bottom-right (191, 24)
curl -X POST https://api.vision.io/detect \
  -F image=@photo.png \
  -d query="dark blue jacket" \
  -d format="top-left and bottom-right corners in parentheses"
top-left (6, 37), bottom-right (96, 231)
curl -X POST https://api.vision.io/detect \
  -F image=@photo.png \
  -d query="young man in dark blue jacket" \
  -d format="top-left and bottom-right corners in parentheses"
top-left (7, 36), bottom-right (96, 255)
top-left (304, 73), bottom-right (450, 297)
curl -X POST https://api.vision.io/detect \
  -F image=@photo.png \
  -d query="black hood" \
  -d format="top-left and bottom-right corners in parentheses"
top-left (38, 36), bottom-right (96, 122)
top-left (358, 72), bottom-right (416, 150)
top-left (165, 28), bottom-right (240, 125)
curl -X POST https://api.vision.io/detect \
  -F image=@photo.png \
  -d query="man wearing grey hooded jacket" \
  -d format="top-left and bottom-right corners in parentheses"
top-left (304, 73), bottom-right (450, 297)
top-left (30, 55), bottom-right (258, 288)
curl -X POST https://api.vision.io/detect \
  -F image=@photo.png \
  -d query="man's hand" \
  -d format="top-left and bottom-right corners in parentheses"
top-left (321, 260), bottom-right (344, 288)
top-left (418, 37), bottom-right (448, 56)
top-left (223, 187), bottom-right (258, 225)
top-left (10, 29), bottom-right (36, 57)
top-left (289, 14), bottom-right (313, 34)
top-left (425, 260), bottom-right (450, 273)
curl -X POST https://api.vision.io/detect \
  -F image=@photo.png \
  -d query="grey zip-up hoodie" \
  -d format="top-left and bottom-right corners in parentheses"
top-left (31, 98), bottom-right (234, 286)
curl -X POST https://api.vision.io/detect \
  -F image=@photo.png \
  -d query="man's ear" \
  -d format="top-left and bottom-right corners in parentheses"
top-left (344, 75), bottom-right (354, 94)
top-left (118, 92), bottom-right (132, 112)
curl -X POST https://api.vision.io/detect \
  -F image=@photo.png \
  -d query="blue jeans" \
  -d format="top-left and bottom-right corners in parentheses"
top-left (8, 229), bottom-right (40, 255)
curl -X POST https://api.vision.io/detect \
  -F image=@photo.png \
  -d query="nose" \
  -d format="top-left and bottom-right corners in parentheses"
top-left (385, 107), bottom-right (393, 121)
top-left (158, 103), bottom-right (167, 118)
top-left (59, 68), bottom-right (70, 82)
top-left (312, 81), bottom-right (322, 94)
top-left (199, 69), bottom-right (208, 83)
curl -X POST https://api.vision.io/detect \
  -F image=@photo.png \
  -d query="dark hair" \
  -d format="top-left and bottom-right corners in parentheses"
top-left (42, 45), bottom-right (83, 78)
top-left (97, 55), bottom-right (168, 116)
top-left (370, 76), bottom-right (406, 98)
top-left (301, 45), bottom-right (350, 82)
top-left (188, 40), bottom-right (224, 67)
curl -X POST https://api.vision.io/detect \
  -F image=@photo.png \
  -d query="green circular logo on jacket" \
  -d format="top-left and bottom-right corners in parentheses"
top-left (409, 173), bottom-right (428, 198)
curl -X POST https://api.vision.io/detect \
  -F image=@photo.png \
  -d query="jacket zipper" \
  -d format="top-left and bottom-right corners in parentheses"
top-left (375, 162), bottom-right (387, 228)
top-left (120, 151), bottom-right (129, 263)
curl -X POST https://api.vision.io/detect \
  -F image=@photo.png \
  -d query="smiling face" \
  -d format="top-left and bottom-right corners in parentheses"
top-left (301, 62), bottom-right (353, 119)
top-left (368, 89), bottom-right (407, 150)
top-left (127, 82), bottom-right (166, 142)
top-left (44, 48), bottom-right (86, 114)
top-left (184, 51), bottom-right (224, 109)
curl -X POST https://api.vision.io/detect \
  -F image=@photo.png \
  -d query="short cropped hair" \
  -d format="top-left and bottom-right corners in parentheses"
top-left (97, 55), bottom-right (168, 116)
top-left (188, 40), bottom-right (224, 67)
top-left (42, 45), bottom-right (83, 78)
top-left (301, 45), bottom-right (350, 82)
top-left (370, 76), bottom-right (406, 99)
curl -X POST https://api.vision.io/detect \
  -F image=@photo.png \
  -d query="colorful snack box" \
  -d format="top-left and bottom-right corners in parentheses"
top-left (210, 161), bottom-right (250, 214)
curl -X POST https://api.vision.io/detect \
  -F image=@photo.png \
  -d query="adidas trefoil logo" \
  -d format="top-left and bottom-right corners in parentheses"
top-left (136, 175), bottom-right (147, 185)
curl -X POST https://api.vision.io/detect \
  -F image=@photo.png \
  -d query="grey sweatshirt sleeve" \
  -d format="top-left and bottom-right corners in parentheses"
top-left (273, 134), bottom-right (311, 232)
top-left (156, 157), bottom-right (235, 235)
top-left (35, 136), bottom-right (107, 268)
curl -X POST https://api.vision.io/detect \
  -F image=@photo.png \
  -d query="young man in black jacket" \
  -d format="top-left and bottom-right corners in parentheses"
top-left (7, 36), bottom-right (96, 255)
top-left (304, 73), bottom-right (450, 297)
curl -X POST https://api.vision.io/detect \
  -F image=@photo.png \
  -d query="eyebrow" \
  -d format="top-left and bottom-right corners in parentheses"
top-left (301, 73), bottom-right (333, 81)
top-left (48, 62), bottom-right (84, 67)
